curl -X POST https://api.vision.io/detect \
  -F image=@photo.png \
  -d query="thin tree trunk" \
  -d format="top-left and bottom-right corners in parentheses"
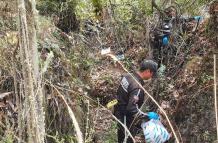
top-left (28, 0), bottom-right (45, 141)
top-left (17, 0), bottom-right (45, 142)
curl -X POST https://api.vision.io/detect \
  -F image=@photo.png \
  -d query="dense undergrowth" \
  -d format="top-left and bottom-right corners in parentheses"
top-left (0, 0), bottom-right (217, 142)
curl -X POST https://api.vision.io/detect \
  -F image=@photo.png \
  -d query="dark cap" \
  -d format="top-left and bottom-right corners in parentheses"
top-left (140, 60), bottom-right (158, 77)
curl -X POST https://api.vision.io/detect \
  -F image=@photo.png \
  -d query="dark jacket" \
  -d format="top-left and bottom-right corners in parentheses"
top-left (115, 72), bottom-right (145, 116)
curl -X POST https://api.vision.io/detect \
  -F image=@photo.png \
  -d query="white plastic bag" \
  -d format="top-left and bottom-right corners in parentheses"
top-left (141, 119), bottom-right (170, 143)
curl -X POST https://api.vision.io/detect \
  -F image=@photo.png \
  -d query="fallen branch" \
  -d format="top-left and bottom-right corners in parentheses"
top-left (52, 85), bottom-right (84, 143)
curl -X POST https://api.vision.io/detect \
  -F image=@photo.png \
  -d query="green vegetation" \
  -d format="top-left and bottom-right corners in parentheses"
top-left (0, 0), bottom-right (217, 142)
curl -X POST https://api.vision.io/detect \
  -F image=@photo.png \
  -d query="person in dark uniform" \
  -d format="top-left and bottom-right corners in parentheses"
top-left (114, 59), bottom-right (158, 143)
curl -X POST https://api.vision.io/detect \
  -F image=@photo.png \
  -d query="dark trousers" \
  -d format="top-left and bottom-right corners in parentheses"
top-left (115, 111), bottom-right (136, 143)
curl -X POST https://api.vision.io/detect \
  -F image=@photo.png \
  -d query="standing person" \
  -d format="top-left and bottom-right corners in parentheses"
top-left (114, 59), bottom-right (158, 143)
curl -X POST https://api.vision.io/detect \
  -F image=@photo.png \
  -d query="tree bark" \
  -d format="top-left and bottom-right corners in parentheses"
top-left (17, 0), bottom-right (45, 142)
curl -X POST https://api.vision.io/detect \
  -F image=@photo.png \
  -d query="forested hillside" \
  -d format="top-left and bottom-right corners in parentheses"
top-left (0, 0), bottom-right (217, 143)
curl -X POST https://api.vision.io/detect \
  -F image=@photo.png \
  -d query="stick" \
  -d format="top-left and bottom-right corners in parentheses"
top-left (53, 86), bottom-right (84, 143)
top-left (214, 53), bottom-right (218, 139)
top-left (124, 115), bottom-right (127, 143)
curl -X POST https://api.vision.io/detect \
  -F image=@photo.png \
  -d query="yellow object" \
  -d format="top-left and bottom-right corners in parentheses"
top-left (106, 99), bottom-right (118, 108)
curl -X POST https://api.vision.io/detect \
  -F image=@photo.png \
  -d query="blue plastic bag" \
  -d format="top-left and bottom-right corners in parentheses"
top-left (141, 119), bottom-right (170, 143)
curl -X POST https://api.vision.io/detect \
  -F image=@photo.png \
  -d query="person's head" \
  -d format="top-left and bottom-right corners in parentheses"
top-left (138, 60), bottom-right (158, 80)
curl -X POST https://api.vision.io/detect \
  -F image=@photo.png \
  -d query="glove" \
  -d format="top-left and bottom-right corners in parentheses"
top-left (147, 112), bottom-right (160, 120)
top-left (162, 36), bottom-right (169, 46)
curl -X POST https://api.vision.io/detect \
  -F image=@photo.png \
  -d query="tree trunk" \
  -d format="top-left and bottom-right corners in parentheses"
top-left (17, 0), bottom-right (45, 142)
